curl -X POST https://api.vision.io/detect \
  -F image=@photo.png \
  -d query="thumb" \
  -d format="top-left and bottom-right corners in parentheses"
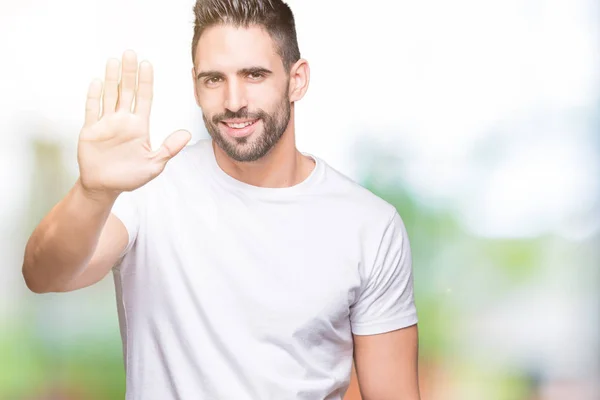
top-left (152, 129), bottom-right (192, 164)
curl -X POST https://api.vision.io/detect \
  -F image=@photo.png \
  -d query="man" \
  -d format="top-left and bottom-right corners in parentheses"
top-left (22, 0), bottom-right (420, 399)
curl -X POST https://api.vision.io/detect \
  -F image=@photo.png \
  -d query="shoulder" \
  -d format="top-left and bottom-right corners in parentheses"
top-left (162, 137), bottom-right (211, 175)
top-left (316, 158), bottom-right (399, 226)
top-left (149, 138), bottom-right (211, 186)
top-left (123, 138), bottom-right (211, 204)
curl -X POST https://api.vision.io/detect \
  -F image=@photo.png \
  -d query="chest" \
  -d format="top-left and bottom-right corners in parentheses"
top-left (134, 193), bottom-right (364, 341)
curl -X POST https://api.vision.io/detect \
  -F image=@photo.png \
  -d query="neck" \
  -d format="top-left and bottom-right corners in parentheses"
top-left (212, 107), bottom-right (315, 188)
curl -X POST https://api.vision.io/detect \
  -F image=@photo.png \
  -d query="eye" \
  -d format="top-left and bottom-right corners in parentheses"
top-left (204, 76), bottom-right (223, 87)
top-left (247, 71), bottom-right (265, 80)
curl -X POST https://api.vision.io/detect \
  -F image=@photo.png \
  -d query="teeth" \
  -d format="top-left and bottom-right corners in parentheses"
top-left (227, 121), bottom-right (255, 129)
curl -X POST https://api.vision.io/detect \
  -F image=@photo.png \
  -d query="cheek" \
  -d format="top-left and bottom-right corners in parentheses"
top-left (247, 83), bottom-right (287, 111)
top-left (197, 88), bottom-right (225, 111)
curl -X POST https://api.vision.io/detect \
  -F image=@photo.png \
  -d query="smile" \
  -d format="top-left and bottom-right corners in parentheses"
top-left (222, 119), bottom-right (259, 129)
top-left (219, 118), bottom-right (261, 138)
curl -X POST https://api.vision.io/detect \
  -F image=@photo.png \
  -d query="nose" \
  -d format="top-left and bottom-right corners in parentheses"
top-left (223, 79), bottom-right (248, 113)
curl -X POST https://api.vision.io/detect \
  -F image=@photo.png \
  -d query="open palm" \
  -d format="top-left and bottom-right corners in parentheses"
top-left (77, 50), bottom-right (190, 195)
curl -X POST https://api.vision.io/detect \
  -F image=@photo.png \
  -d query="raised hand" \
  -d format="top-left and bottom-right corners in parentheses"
top-left (77, 50), bottom-right (191, 198)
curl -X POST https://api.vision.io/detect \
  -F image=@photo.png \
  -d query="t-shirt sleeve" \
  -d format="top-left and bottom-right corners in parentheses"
top-left (350, 211), bottom-right (418, 335)
top-left (110, 190), bottom-right (139, 258)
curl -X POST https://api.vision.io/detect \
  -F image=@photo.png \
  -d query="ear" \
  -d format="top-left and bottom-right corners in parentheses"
top-left (288, 59), bottom-right (310, 102)
top-left (191, 66), bottom-right (201, 107)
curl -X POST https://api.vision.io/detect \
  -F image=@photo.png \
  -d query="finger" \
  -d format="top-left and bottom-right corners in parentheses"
top-left (152, 130), bottom-right (192, 164)
top-left (134, 61), bottom-right (154, 117)
top-left (118, 50), bottom-right (138, 112)
top-left (102, 58), bottom-right (120, 116)
top-left (84, 79), bottom-right (103, 127)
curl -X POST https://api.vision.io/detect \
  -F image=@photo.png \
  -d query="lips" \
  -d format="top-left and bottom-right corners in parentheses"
top-left (223, 120), bottom-right (256, 128)
top-left (219, 119), bottom-right (260, 138)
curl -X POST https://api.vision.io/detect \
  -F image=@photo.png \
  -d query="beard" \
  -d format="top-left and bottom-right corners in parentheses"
top-left (203, 88), bottom-right (291, 163)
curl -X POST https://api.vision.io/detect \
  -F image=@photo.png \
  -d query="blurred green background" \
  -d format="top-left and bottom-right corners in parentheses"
top-left (1, 0), bottom-right (598, 399)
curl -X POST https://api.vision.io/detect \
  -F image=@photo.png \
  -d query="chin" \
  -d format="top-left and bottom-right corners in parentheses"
top-left (223, 128), bottom-right (262, 146)
top-left (213, 134), bottom-right (259, 162)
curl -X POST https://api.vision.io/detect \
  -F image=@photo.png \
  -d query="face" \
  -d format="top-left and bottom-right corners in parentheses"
top-left (193, 25), bottom-right (293, 162)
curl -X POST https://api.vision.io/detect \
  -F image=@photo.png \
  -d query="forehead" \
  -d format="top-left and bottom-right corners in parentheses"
top-left (194, 24), bottom-right (281, 72)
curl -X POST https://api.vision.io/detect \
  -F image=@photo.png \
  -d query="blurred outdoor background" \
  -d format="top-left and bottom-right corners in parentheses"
top-left (1, 0), bottom-right (598, 399)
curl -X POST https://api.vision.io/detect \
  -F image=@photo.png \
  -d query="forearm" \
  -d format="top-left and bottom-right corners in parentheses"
top-left (22, 179), bottom-right (118, 293)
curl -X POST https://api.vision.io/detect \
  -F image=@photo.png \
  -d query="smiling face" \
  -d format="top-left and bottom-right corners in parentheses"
top-left (193, 24), bottom-right (293, 162)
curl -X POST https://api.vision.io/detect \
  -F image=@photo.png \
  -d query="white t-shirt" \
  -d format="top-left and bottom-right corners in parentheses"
top-left (111, 138), bottom-right (417, 400)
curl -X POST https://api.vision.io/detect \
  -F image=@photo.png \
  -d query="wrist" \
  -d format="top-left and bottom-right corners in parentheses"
top-left (75, 178), bottom-right (120, 206)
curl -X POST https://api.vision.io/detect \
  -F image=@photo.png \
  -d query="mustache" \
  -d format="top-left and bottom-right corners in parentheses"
top-left (211, 108), bottom-right (268, 125)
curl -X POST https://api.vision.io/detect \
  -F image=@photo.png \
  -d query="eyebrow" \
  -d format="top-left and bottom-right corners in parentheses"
top-left (239, 67), bottom-right (273, 77)
top-left (196, 67), bottom-right (273, 80)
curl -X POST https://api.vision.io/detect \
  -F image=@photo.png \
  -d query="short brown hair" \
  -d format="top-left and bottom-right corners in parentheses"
top-left (191, 0), bottom-right (301, 71)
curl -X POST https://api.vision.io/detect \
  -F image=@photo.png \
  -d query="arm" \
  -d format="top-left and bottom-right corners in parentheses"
top-left (22, 180), bottom-right (127, 293)
top-left (349, 210), bottom-right (419, 399)
top-left (353, 324), bottom-right (420, 400)
top-left (22, 49), bottom-right (189, 293)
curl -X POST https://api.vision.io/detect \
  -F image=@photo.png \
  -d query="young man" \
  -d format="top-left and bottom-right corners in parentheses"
top-left (22, 0), bottom-right (420, 399)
